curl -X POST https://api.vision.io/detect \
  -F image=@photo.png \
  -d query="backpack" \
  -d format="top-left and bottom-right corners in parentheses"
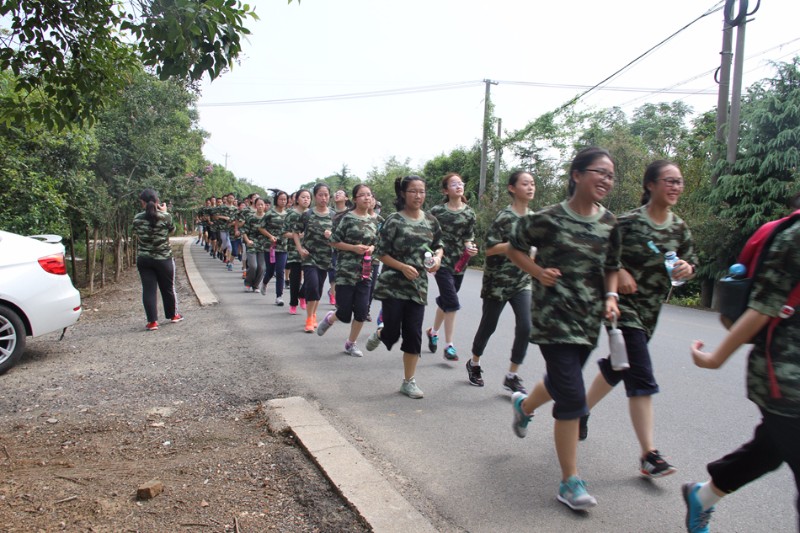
top-left (716, 209), bottom-right (800, 399)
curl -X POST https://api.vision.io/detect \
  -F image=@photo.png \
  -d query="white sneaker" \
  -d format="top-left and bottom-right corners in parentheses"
top-left (275, 297), bottom-right (284, 306)
top-left (400, 378), bottom-right (424, 399)
top-left (344, 342), bottom-right (363, 357)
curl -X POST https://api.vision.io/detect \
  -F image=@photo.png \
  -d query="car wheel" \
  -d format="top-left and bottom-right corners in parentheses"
top-left (0, 305), bottom-right (26, 374)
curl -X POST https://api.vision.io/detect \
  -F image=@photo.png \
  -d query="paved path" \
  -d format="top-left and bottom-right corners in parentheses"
top-left (187, 243), bottom-right (796, 532)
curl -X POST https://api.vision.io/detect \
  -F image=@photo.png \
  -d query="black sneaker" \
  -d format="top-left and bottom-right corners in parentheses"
top-left (426, 328), bottom-right (438, 353)
top-left (640, 450), bottom-right (677, 479)
top-left (466, 360), bottom-right (484, 387)
top-left (579, 413), bottom-right (590, 441)
top-left (502, 374), bottom-right (527, 394)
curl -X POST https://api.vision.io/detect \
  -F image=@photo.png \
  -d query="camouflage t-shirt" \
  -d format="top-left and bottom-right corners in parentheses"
top-left (133, 211), bottom-right (174, 260)
top-left (429, 203), bottom-right (476, 273)
top-left (242, 212), bottom-right (269, 252)
top-left (509, 201), bottom-right (621, 348)
top-left (615, 206), bottom-right (698, 337)
top-left (746, 219), bottom-right (800, 417)
top-left (300, 209), bottom-right (333, 270)
top-left (481, 206), bottom-right (532, 301)
top-left (262, 208), bottom-right (289, 252)
top-left (283, 209), bottom-right (305, 264)
top-left (372, 211), bottom-right (442, 306)
top-left (330, 211), bottom-right (379, 287)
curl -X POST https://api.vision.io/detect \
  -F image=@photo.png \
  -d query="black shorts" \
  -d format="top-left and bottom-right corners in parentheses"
top-left (540, 344), bottom-right (592, 420)
top-left (597, 327), bottom-right (659, 397)
top-left (434, 268), bottom-right (465, 312)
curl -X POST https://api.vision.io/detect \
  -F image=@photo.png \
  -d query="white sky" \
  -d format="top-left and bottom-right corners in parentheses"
top-left (196, 0), bottom-right (800, 193)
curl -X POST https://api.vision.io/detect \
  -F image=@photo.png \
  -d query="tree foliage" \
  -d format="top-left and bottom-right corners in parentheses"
top-left (0, 0), bottom-right (259, 129)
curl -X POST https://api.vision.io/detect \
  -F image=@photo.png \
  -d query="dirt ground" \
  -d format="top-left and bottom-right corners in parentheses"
top-left (0, 246), bottom-right (371, 532)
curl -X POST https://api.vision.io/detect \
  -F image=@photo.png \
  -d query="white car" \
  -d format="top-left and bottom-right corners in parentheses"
top-left (0, 231), bottom-right (82, 374)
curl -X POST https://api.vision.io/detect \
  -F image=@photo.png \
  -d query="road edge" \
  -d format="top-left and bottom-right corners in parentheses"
top-left (181, 239), bottom-right (218, 306)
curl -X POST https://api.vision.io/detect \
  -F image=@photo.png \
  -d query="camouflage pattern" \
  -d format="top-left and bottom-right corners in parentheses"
top-left (746, 219), bottom-right (800, 417)
top-left (262, 208), bottom-right (289, 252)
top-left (283, 208), bottom-right (305, 264)
top-left (241, 212), bottom-right (269, 252)
top-left (133, 211), bottom-right (174, 260)
top-left (330, 211), bottom-right (379, 287)
top-left (300, 209), bottom-right (333, 270)
top-left (615, 206), bottom-right (698, 337)
top-left (373, 211), bottom-right (442, 306)
top-left (429, 203), bottom-right (476, 272)
top-left (509, 201), bottom-right (621, 348)
top-left (481, 206), bottom-right (532, 301)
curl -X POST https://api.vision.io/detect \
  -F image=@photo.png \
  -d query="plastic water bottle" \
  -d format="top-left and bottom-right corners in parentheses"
top-left (423, 251), bottom-right (436, 269)
top-left (269, 241), bottom-right (276, 264)
top-left (361, 254), bottom-right (372, 280)
top-left (454, 247), bottom-right (472, 273)
top-left (664, 251), bottom-right (685, 287)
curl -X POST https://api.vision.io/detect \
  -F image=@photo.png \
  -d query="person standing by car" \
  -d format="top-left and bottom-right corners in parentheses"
top-left (132, 188), bottom-right (183, 331)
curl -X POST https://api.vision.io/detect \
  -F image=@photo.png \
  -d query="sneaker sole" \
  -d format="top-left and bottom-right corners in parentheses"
top-left (557, 494), bottom-right (597, 511)
top-left (640, 466), bottom-right (677, 479)
top-left (468, 380), bottom-right (484, 387)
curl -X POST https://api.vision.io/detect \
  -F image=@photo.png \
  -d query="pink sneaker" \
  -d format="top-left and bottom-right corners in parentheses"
top-left (289, 305), bottom-right (297, 315)
top-left (299, 298), bottom-right (306, 310)
top-left (145, 321), bottom-right (159, 331)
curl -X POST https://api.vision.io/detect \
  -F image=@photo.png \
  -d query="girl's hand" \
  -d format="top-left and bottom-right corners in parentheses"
top-left (426, 255), bottom-right (441, 273)
top-left (466, 242), bottom-right (479, 257)
top-left (401, 264), bottom-right (420, 280)
top-left (604, 299), bottom-right (620, 322)
top-left (618, 268), bottom-right (637, 294)
top-left (299, 248), bottom-right (310, 259)
top-left (691, 340), bottom-right (721, 369)
top-left (323, 229), bottom-right (332, 239)
top-left (672, 259), bottom-right (693, 280)
top-left (270, 235), bottom-right (277, 244)
top-left (536, 267), bottom-right (561, 287)
top-left (158, 202), bottom-right (167, 212)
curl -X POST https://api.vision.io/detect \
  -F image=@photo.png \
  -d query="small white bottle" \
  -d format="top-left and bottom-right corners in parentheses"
top-left (423, 251), bottom-right (436, 269)
top-left (664, 251), bottom-right (685, 287)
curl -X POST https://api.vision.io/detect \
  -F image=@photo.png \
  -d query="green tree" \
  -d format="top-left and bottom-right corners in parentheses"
top-left (364, 156), bottom-right (418, 216)
top-left (0, 0), bottom-right (260, 129)
top-left (423, 144), bottom-right (482, 204)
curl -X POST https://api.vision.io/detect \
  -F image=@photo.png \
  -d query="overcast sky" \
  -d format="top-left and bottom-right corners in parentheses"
top-left (196, 0), bottom-right (800, 193)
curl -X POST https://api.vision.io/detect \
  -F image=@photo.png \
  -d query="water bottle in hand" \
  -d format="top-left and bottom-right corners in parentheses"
top-left (664, 251), bottom-right (685, 287)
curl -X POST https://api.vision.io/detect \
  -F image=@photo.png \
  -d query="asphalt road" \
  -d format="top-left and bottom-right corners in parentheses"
top-left (190, 245), bottom-right (796, 533)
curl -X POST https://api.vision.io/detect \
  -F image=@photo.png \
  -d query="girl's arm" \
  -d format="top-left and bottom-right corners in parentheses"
top-left (378, 254), bottom-right (419, 281)
top-left (506, 246), bottom-right (560, 286)
top-left (485, 242), bottom-right (509, 257)
top-left (604, 270), bottom-right (620, 320)
top-left (691, 309), bottom-right (771, 369)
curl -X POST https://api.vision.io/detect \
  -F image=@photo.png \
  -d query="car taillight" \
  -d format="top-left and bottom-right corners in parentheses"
top-left (38, 253), bottom-right (67, 275)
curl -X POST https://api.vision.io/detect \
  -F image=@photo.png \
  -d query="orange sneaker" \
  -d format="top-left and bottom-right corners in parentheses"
top-left (304, 317), bottom-right (314, 333)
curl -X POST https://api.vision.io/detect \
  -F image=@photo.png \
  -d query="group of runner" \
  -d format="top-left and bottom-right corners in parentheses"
top-left (186, 150), bottom-right (798, 531)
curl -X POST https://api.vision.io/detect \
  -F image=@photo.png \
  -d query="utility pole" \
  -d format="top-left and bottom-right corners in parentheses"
top-left (223, 153), bottom-right (230, 169)
top-left (493, 118), bottom-right (502, 197)
top-left (479, 79), bottom-right (498, 199)
top-left (713, 17), bottom-right (733, 185)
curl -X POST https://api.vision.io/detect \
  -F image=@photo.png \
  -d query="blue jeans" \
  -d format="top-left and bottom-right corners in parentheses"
top-left (262, 251), bottom-right (288, 296)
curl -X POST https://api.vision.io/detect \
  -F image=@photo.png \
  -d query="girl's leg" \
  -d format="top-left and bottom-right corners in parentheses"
top-left (154, 258), bottom-right (178, 319)
top-left (137, 257), bottom-right (159, 323)
top-left (275, 252), bottom-right (287, 298)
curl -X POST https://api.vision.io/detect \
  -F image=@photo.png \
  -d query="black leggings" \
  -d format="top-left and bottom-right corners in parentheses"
top-left (137, 256), bottom-right (178, 323)
top-left (288, 261), bottom-right (305, 306)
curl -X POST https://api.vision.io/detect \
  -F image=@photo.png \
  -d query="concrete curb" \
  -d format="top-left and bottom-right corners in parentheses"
top-left (266, 397), bottom-right (437, 533)
top-left (181, 239), bottom-right (218, 306)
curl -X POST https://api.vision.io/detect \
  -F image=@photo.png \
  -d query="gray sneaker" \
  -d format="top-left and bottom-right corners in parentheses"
top-left (557, 476), bottom-right (597, 511)
top-left (275, 297), bottom-right (284, 306)
top-left (344, 342), bottom-right (363, 357)
top-left (366, 328), bottom-right (382, 351)
top-left (260, 282), bottom-right (267, 296)
top-left (400, 378), bottom-right (424, 399)
top-left (317, 311), bottom-right (335, 336)
top-left (511, 391), bottom-right (533, 438)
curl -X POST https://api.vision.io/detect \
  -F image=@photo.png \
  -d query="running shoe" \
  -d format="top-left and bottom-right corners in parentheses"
top-left (260, 283), bottom-right (267, 296)
top-left (511, 392), bottom-right (532, 438)
top-left (557, 476), bottom-right (597, 511)
top-left (299, 298), bottom-right (307, 310)
top-left (376, 309), bottom-right (383, 328)
top-left (170, 314), bottom-right (184, 323)
top-left (289, 305), bottom-right (297, 315)
top-left (503, 374), bottom-right (527, 394)
top-left (227, 262), bottom-right (233, 271)
top-left (400, 378), bottom-right (424, 399)
top-left (275, 297), bottom-right (285, 307)
top-left (579, 413), bottom-right (590, 441)
top-left (682, 482), bottom-right (714, 533)
top-left (242, 271), bottom-right (246, 279)
top-left (328, 289), bottom-right (336, 305)
top-left (145, 321), bottom-right (159, 331)
top-left (443, 345), bottom-right (458, 361)
top-left (317, 311), bottom-right (335, 336)
top-left (640, 450), bottom-right (677, 479)
top-left (344, 342), bottom-right (363, 357)
top-left (366, 328), bottom-right (382, 351)
top-left (365, 313), bottom-right (372, 322)
top-left (304, 318), bottom-right (314, 333)
top-left (466, 360), bottom-right (484, 386)
top-left (426, 328), bottom-right (438, 353)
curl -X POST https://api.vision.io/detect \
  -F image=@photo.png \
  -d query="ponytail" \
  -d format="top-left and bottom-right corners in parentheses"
top-left (140, 188), bottom-right (159, 227)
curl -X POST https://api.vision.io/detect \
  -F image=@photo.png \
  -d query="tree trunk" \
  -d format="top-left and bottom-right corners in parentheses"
top-left (89, 227), bottom-right (98, 294)
top-left (100, 226), bottom-right (107, 289)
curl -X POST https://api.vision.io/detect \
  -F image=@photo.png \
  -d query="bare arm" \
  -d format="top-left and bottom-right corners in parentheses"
top-left (506, 246), bottom-right (560, 286)
top-left (690, 309), bottom-right (771, 369)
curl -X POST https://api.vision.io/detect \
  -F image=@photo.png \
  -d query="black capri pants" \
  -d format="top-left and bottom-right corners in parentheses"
top-left (597, 327), bottom-right (660, 397)
top-left (302, 265), bottom-right (328, 301)
top-left (379, 297), bottom-right (425, 355)
top-left (434, 268), bottom-right (464, 312)
top-left (335, 281), bottom-right (370, 323)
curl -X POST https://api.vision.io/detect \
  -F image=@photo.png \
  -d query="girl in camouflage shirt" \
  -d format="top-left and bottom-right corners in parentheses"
top-left (506, 147), bottom-right (621, 511)
top-left (241, 198), bottom-right (269, 292)
top-left (425, 173), bottom-right (477, 362)
top-left (315, 184), bottom-right (379, 358)
top-left (366, 176), bottom-right (443, 399)
top-left (132, 188), bottom-right (182, 330)
top-left (582, 160), bottom-right (697, 480)
top-left (466, 171), bottom-right (536, 393)
top-left (294, 183), bottom-right (333, 333)
top-left (260, 190), bottom-right (290, 306)
top-left (283, 189), bottom-right (310, 315)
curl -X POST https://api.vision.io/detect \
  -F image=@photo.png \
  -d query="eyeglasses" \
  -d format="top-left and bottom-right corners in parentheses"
top-left (584, 168), bottom-right (616, 182)
top-left (658, 178), bottom-right (685, 188)
top-left (405, 189), bottom-right (426, 196)
top-left (448, 182), bottom-right (465, 189)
